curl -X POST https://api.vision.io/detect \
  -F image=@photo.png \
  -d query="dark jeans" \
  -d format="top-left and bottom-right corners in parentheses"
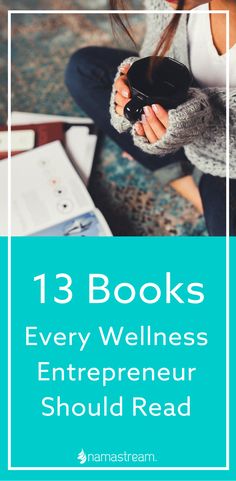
top-left (65, 45), bottom-right (236, 236)
top-left (199, 175), bottom-right (236, 236)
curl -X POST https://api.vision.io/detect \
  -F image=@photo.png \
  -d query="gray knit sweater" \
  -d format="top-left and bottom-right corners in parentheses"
top-left (110, 0), bottom-right (236, 178)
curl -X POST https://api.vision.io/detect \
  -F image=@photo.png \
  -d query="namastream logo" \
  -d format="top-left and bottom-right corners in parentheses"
top-left (77, 449), bottom-right (87, 464)
top-left (77, 449), bottom-right (157, 464)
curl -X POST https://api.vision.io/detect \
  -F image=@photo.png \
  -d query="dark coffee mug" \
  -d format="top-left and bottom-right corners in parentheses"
top-left (124, 56), bottom-right (192, 123)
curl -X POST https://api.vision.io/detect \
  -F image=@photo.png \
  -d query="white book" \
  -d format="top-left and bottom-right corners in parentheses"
top-left (0, 141), bottom-right (112, 237)
top-left (10, 111), bottom-right (93, 125)
top-left (65, 125), bottom-right (97, 185)
top-left (10, 111), bottom-right (97, 184)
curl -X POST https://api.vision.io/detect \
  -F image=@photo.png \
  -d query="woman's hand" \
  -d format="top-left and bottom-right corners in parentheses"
top-left (114, 64), bottom-right (131, 116)
top-left (135, 104), bottom-right (169, 143)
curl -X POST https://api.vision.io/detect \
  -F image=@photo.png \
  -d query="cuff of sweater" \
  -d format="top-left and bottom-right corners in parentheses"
top-left (131, 125), bottom-right (181, 156)
top-left (109, 56), bottom-right (139, 134)
top-left (131, 88), bottom-right (213, 155)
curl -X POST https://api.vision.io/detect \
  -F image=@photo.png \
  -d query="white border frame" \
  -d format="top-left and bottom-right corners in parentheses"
top-left (7, 8), bottom-right (230, 472)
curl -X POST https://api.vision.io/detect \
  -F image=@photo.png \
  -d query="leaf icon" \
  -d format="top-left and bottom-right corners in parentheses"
top-left (77, 449), bottom-right (87, 464)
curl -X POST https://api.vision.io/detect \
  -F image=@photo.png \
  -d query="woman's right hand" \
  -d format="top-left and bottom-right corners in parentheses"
top-left (114, 64), bottom-right (131, 116)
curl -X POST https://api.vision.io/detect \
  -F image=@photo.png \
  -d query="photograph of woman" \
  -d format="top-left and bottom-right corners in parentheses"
top-left (65, 0), bottom-right (236, 236)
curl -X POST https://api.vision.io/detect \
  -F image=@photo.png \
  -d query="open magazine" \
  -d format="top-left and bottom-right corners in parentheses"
top-left (0, 140), bottom-right (112, 237)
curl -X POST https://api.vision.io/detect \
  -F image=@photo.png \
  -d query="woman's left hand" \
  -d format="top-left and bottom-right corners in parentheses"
top-left (135, 104), bottom-right (169, 143)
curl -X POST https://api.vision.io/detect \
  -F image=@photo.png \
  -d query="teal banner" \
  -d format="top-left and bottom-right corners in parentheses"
top-left (0, 237), bottom-right (235, 480)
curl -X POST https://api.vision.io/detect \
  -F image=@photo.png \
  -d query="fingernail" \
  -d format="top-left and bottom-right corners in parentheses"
top-left (122, 90), bottom-right (129, 98)
top-left (141, 113), bottom-right (146, 123)
top-left (135, 123), bottom-right (141, 132)
top-left (152, 104), bottom-right (159, 113)
top-left (144, 106), bottom-right (151, 116)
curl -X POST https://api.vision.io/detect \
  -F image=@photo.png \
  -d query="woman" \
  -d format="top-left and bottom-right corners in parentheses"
top-left (65, 0), bottom-right (236, 235)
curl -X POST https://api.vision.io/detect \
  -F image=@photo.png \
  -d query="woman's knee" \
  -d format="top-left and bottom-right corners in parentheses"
top-left (65, 46), bottom-right (99, 93)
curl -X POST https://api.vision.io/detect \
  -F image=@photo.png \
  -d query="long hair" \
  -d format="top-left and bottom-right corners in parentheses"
top-left (109, 0), bottom-right (185, 63)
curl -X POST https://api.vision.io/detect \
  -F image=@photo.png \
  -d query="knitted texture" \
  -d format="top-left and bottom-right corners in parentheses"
top-left (141, 0), bottom-right (189, 67)
top-left (131, 88), bottom-right (213, 154)
top-left (185, 88), bottom-right (236, 178)
top-left (109, 56), bottom-right (139, 133)
top-left (110, 0), bottom-right (236, 178)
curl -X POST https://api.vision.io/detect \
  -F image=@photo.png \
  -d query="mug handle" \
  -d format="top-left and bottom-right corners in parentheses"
top-left (124, 97), bottom-right (145, 123)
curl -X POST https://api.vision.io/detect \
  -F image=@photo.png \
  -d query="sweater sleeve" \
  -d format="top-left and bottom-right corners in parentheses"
top-left (131, 87), bottom-right (213, 155)
top-left (109, 56), bottom-right (139, 134)
top-left (131, 86), bottom-right (236, 178)
top-left (184, 87), bottom-right (236, 178)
